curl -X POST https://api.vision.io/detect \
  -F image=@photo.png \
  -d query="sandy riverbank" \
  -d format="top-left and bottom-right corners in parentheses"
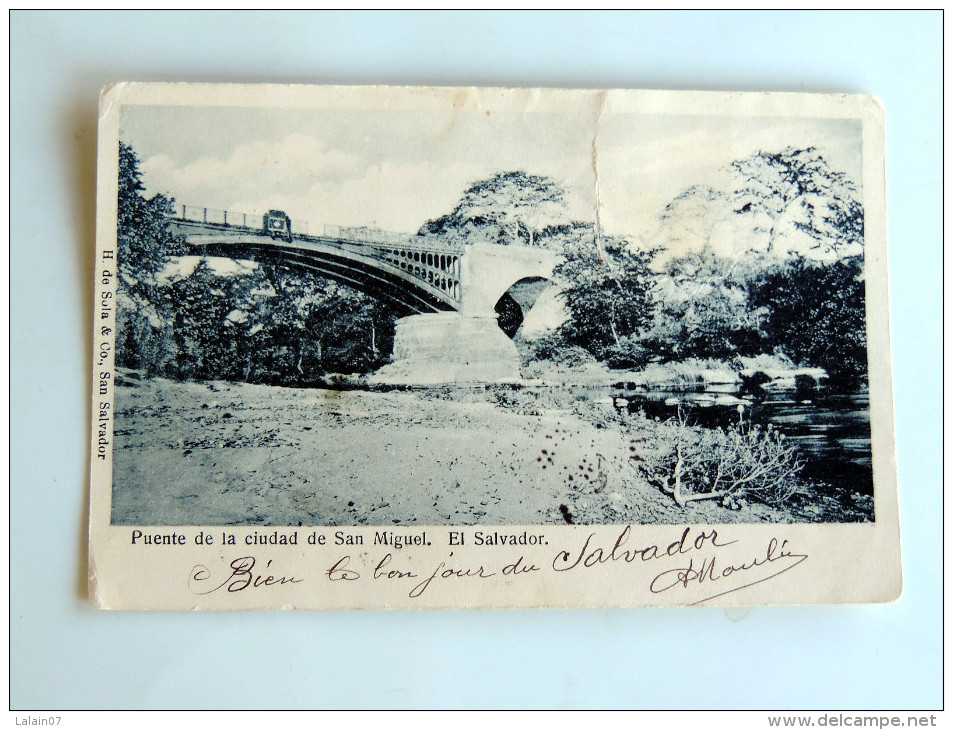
top-left (111, 376), bottom-right (850, 526)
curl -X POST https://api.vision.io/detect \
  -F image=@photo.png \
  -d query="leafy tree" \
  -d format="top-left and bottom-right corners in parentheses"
top-left (117, 142), bottom-right (182, 287)
top-left (729, 146), bottom-right (863, 255)
top-left (164, 260), bottom-right (273, 381)
top-left (300, 279), bottom-right (396, 374)
top-left (750, 256), bottom-right (867, 387)
top-left (553, 227), bottom-right (658, 366)
top-left (254, 266), bottom-right (358, 381)
top-left (658, 185), bottom-right (731, 250)
top-left (643, 248), bottom-right (769, 361)
top-left (419, 171), bottom-right (566, 248)
top-left (115, 142), bottom-right (182, 373)
top-left (163, 261), bottom-right (398, 384)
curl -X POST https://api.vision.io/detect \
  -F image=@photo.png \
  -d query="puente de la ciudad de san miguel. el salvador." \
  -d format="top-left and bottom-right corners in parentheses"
top-left (171, 204), bottom-right (560, 384)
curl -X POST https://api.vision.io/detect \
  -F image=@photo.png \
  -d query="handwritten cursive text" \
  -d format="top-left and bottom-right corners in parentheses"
top-left (553, 526), bottom-right (736, 572)
top-left (649, 537), bottom-right (808, 604)
top-left (189, 556), bottom-right (303, 594)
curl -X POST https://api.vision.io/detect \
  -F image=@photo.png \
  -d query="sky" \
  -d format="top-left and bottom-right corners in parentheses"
top-left (121, 94), bottom-right (863, 255)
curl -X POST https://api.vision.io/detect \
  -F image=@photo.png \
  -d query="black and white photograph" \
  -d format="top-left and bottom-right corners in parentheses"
top-left (107, 86), bottom-right (877, 530)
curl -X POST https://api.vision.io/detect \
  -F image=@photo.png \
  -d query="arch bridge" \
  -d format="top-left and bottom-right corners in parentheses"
top-left (172, 205), bottom-right (560, 382)
top-left (171, 205), bottom-right (464, 316)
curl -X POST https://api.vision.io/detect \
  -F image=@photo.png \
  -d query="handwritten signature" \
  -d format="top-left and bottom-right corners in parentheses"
top-left (189, 556), bottom-right (302, 595)
top-left (649, 537), bottom-right (808, 605)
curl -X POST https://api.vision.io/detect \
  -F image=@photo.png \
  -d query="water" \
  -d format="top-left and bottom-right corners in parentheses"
top-left (613, 387), bottom-right (873, 492)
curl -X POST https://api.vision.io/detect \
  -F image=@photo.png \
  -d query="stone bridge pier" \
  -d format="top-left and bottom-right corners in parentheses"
top-left (372, 243), bottom-right (560, 384)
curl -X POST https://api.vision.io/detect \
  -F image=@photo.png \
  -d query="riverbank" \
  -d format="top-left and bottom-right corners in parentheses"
top-left (518, 353), bottom-right (828, 391)
top-left (111, 375), bottom-right (871, 526)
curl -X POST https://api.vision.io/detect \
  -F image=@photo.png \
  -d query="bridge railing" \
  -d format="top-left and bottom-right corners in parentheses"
top-left (175, 204), bottom-right (314, 235)
top-left (174, 203), bottom-right (465, 251)
top-left (177, 204), bottom-right (250, 229)
top-left (327, 225), bottom-right (416, 246)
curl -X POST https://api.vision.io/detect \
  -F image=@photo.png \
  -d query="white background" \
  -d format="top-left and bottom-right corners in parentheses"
top-left (10, 10), bottom-right (942, 710)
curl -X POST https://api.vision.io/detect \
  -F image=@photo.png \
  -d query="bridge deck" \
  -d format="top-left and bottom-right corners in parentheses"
top-left (171, 217), bottom-right (464, 315)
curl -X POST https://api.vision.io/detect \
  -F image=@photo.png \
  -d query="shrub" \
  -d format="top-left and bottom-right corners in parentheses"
top-left (602, 335), bottom-right (654, 370)
top-left (521, 330), bottom-right (596, 368)
top-left (640, 409), bottom-right (805, 509)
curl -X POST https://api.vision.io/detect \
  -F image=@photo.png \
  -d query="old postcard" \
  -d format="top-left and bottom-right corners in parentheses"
top-left (88, 83), bottom-right (899, 609)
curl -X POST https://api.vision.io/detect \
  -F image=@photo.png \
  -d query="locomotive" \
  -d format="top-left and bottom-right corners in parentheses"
top-left (263, 210), bottom-right (293, 242)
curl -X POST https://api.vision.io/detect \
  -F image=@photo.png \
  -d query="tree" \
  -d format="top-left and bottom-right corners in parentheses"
top-left (729, 146), bottom-right (863, 255)
top-left (256, 266), bottom-right (337, 380)
top-left (164, 259), bottom-right (274, 382)
top-left (299, 280), bottom-right (396, 374)
top-left (749, 256), bottom-right (867, 388)
top-left (554, 227), bottom-right (658, 366)
top-left (117, 142), bottom-right (181, 286)
top-left (164, 261), bottom-right (398, 384)
top-left (643, 248), bottom-right (769, 361)
top-left (419, 171), bottom-right (566, 248)
top-left (115, 142), bottom-right (182, 373)
top-left (658, 185), bottom-right (731, 250)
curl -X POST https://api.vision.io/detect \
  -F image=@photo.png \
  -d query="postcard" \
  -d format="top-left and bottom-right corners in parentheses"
top-left (88, 83), bottom-right (899, 608)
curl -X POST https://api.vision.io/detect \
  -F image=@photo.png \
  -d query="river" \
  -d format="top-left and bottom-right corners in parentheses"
top-left (611, 386), bottom-right (873, 492)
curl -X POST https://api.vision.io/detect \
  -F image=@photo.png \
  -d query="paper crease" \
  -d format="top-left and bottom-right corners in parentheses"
top-left (591, 90), bottom-right (608, 260)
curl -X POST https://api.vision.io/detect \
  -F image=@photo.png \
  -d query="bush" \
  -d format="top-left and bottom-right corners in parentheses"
top-left (602, 335), bottom-right (654, 370)
top-left (733, 351), bottom-right (796, 373)
top-left (640, 410), bottom-right (805, 509)
top-left (520, 330), bottom-right (596, 368)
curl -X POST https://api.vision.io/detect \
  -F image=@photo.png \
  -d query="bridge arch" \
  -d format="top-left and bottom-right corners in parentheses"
top-left (182, 234), bottom-right (461, 315)
top-left (458, 243), bottom-right (560, 318)
top-left (494, 276), bottom-right (554, 338)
